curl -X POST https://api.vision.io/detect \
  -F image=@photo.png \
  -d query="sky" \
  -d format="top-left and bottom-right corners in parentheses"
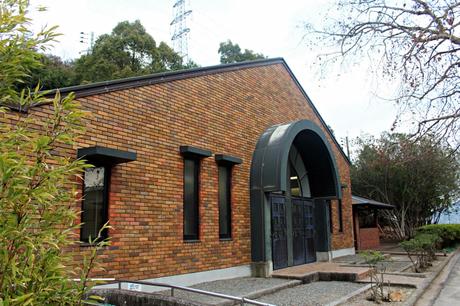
top-left (29, 0), bottom-right (400, 150)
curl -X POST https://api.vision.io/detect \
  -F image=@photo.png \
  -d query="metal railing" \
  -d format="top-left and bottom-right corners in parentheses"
top-left (113, 279), bottom-right (276, 306)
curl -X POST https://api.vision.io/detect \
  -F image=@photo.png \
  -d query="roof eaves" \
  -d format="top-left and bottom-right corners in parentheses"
top-left (45, 58), bottom-right (286, 99)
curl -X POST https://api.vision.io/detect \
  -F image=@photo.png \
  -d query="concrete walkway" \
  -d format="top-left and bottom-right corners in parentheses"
top-left (272, 262), bottom-right (371, 282)
top-left (432, 254), bottom-right (460, 306)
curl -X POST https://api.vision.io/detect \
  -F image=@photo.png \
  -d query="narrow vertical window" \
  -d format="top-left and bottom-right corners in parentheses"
top-left (215, 154), bottom-right (242, 240)
top-left (218, 165), bottom-right (232, 239)
top-left (81, 166), bottom-right (109, 242)
top-left (328, 200), bottom-right (333, 233)
top-left (338, 199), bottom-right (343, 232)
top-left (183, 158), bottom-right (200, 240)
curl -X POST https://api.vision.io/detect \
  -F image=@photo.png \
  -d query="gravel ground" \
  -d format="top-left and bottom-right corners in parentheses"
top-left (255, 281), bottom-right (366, 306)
top-left (339, 285), bottom-right (415, 305)
top-left (157, 277), bottom-right (297, 305)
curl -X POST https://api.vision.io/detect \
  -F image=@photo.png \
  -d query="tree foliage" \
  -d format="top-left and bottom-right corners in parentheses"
top-left (74, 20), bottom-right (189, 83)
top-left (1, 1), bottom-right (108, 304)
top-left (0, 0), bottom-right (58, 107)
top-left (351, 133), bottom-right (459, 239)
top-left (305, 0), bottom-right (460, 148)
top-left (26, 54), bottom-right (76, 89)
top-left (218, 40), bottom-right (266, 64)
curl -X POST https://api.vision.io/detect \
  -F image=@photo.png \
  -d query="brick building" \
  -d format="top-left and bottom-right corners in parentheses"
top-left (3, 58), bottom-right (355, 285)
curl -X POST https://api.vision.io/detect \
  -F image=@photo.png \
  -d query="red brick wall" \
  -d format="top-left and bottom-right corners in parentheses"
top-left (357, 228), bottom-right (380, 250)
top-left (2, 63), bottom-right (353, 280)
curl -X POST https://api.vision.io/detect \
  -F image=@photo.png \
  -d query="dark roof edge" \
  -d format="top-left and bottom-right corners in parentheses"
top-left (279, 61), bottom-right (352, 165)
top-left (352, 195), bottom-right (395, 209)
top-left (44, 58), bottom-right (286, 99)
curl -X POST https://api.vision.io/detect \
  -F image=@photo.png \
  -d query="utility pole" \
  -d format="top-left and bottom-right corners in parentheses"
top-left (345, 135), bottom-right (350, 159)
top-left (171, 0), bottom-right (192, 62)
top-left (340, 135), bottom-right (351, 159)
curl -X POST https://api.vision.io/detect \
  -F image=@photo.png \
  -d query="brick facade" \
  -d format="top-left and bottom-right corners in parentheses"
top-left (2, 60), bottom-right (354, 280)
top-left (356, 228), bottom-right (380, 250)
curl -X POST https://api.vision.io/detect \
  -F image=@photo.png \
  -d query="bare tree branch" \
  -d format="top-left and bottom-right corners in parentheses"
top-left (304, 0), bottom-right (460, 148)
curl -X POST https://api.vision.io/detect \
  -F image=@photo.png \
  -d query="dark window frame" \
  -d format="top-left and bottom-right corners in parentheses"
top-left (328, 200), bottom-right (333, 234)
top-left (80, 165), bottom-right (110, 243)
top-left (218, 164), bottom-right (232, 239)
top-left (183, 157), bottom-right (201, 241)
top-left (337, 199), bottom-right (343, 232)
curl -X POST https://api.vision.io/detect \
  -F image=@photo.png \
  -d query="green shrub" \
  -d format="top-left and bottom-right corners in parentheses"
top-left (400, 233), bottom-right (441, 272)
top-left (359, 251), bottom-right (391, 302)
top-left (417, 224), bottom-right (460, 248)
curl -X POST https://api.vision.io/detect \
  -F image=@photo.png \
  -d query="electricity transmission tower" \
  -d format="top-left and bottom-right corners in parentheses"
top-left (79, 31), bottom-right (94, 55)
top-left (171, 0), bottom-right (192, 62)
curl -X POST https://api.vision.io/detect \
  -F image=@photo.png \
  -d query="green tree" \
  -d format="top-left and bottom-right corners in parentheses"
top-left (26, 54), bottom-right (76, 90)
top-left (304, 0), bottom-right (460, 148)
top-left (74, 20), bottom-right (187, 83)
top-left (1, 1), bottom-right (108, 304)
top-left (218, 40), bottom-right (266, 64)
top-left (351, 133), bottom-right (459, 239)
top-left (0, 0), bottom-right (58, 107)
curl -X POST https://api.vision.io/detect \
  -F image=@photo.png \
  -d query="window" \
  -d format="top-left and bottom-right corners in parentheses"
top-left (180, 146), bottom-right (212, 241)
top-left (183, 158), bottom-right (200, 240)
top-left (328, 200), bottom-right (333, 233)
top-left (81, 166), bottom-right (109, 242)
top-left (289, 161), bottom-right (302, 197)
top-left (215, 154), bottom-right (242, 240)
top-left (218, 165), bottom-right (232, 239)
top-left (337, 199), bottom-right (343, 232)
top-left (358, 209), bottom-right (377, 228)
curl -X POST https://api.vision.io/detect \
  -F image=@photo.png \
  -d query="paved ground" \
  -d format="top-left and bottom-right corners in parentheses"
top-left (432, 254), bottom-right (460, 306)
top-left (272, 262), bottom-right (371, 281)
top-left (256, 281), bottom-right (366, 306)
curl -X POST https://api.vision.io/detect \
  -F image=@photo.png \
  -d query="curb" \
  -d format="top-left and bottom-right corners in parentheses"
top-left (403, 249), bottom-right (459, 306)
top-left (425, 251), bottom-right (460, 305)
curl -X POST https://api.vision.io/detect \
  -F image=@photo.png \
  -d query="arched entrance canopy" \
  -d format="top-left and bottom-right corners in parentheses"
top-left (251, 119), bottom-right (342, 198)
top-left (250, 119), bottom-right (343, 273)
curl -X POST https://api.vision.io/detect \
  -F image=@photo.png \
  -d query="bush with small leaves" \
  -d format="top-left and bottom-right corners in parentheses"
top-left (417, 224), bottom-right (460, 249)
top-left (400, 233), bottom-right (441, 272)
top-left (360, 250), bottom-right (392, 303)
top-left (1, 1), bottom-right (110, 305)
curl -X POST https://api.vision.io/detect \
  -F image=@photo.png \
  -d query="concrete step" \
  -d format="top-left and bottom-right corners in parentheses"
top-left (272, 262), bottom-right (372, 283)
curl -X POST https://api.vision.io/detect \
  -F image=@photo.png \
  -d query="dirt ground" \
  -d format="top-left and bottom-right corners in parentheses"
top-left (340, 285), bottom-right (416, 306)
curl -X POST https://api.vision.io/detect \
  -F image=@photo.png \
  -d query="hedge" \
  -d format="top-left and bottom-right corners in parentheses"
top-left (416, 224), bottom-right (460, 248)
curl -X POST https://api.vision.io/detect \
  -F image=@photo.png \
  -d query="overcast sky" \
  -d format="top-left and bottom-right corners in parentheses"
top-left (29, 0), bottom-right (400, 149)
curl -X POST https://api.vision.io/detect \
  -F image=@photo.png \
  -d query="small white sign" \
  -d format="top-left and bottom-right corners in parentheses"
top-left (84, 167), bottom-right (105, 188)
top-left (127, 283), bottom-right (142, 291)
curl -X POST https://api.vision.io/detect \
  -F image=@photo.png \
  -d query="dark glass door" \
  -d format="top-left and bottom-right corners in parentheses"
top-left (292, 199), bottom-right (306, 265)
top-left (292, 198), bottom-right (316, 265)
top-left (271, 195), bottom-right (288, 270)
top-left (303, 199), bottom-right (316, 263)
